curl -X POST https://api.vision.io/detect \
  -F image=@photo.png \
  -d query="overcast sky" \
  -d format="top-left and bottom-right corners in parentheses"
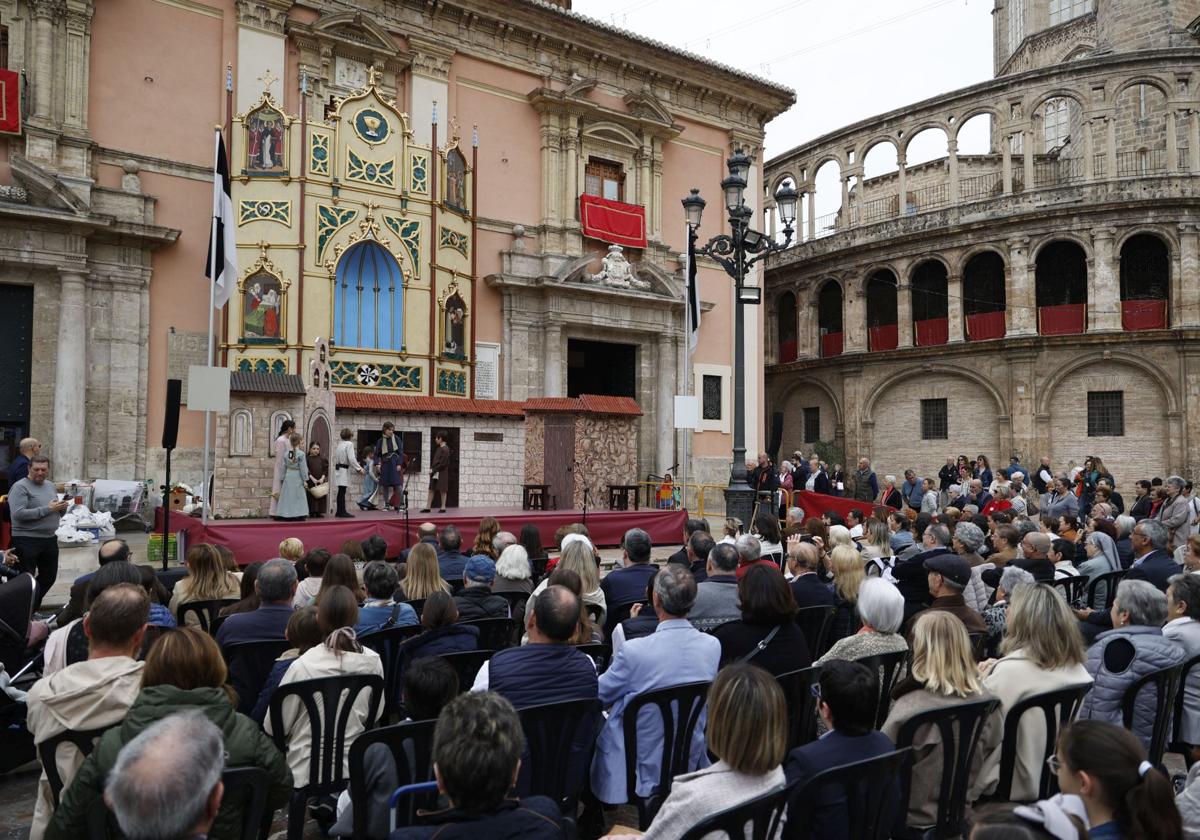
top-left (572, 0), bottom-right (997, 166)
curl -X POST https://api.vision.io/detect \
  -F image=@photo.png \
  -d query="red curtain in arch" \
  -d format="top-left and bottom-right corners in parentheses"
top-left (1121, 299), bottom-right (1167, 330)
top-left (1039, 303), bottom-right (1086, 335)
top-left (868, 324), bottom-right (898, 352)
top-left (966, 311), bottom-right (1006, 341)
top-left (914, 318), bottom-right (948, 346)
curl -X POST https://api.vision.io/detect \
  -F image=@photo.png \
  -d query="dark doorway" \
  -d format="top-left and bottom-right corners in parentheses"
top-left (567, 339), bottom-right (636, 398)
top-left (0, 285), bottom-right (32, 493)
top-left (544, 416), bottom-right (575, 510)
top-left (432, 426), bottom-right (460, 508)
top-left (1035, 241), bottom-right (1088, 307)
top-left (356, 428), bottom-right (424, 507)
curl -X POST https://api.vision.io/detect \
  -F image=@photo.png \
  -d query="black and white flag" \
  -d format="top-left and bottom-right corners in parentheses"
top-left (686, 224), bottom-right (701, 352)
top-left (205, 129), bottom-right (237, 309)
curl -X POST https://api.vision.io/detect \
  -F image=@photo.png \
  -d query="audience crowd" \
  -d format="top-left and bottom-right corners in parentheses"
top-left (12, 452), bottom-right (1200, 839)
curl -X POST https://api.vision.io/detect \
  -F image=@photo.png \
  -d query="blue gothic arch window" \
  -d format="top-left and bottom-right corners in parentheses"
top-left (334, 241), bottom-right (405, 351)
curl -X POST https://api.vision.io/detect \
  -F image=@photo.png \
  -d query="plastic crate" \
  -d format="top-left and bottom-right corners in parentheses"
top-left (147, 534), bottom-right (178, 565)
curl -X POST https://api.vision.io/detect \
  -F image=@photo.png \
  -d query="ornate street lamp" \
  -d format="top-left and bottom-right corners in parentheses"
top-left (683, 155), bottom-right (797, 527)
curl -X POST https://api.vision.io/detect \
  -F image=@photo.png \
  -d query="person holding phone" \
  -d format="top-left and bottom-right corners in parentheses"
top-left (9, 454), bottom-right (69, 609)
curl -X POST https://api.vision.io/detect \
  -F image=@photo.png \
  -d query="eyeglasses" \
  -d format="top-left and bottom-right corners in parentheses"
top-left (810, 683), bottom-right (822, 700)
top-left (1045, 754), bottom-right (1062, 774)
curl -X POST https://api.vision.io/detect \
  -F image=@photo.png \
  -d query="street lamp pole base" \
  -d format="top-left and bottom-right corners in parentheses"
top-left (724, 483), bottom-right (756, 530)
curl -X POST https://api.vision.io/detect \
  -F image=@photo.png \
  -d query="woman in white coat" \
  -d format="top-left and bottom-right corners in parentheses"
top-left (270, 418), bottom-right (295, 518)
top-left (1165, 573), bottom-right (1200, 750)
top-left (332, 428), bottom-right (364, 519)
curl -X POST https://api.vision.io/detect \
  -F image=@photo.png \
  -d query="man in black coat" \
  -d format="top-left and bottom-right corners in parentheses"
top-left (453, 556), bottom-right (510, 621)
top-left (786, 538), bottom-right (836, 610)
top-left (893, 522), bottom-right (958, 621)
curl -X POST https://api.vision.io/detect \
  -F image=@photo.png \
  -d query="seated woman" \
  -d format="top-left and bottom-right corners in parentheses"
top-left (1078, 579), bottom-right (1186, 748)
top-left (168, 543), bottom-right (241, 626)
top-left (978, 582), bottom-right (1092, 802)
top-left (826, 545), bottom-right (866, 645)
top-left (493, 544), bottom-right (534, 596)
top-left (753, 508), bottom-right (784, 567)
top-left (401, 592), bottom-right (479, 665)
top-left (1165, 574), bottom-right (1200, 755)
top-left (396, 543), bottom-right (451, 603)
top-left (712, 564), bottom-right (811, 676)
top-left (315, 554), bottom-right (365, 606)
top-left (218, 560), bottom-right (263, 618)
top-left (357, 561), bottom-right (417, 635)
top-left (882, 610), bottom-right (1001, 830)
top-left (251, 606), bottom-right (324, 725)
top-left (523, 541), bottom-right (606, 641)
top-left (817, 577), bottom-right (908, 664)
top-left (265, 585), bottom-right (384, 793)
top-left (603, 662), bottom-right (787, 840)
top-left (46, 627), bottom-right (292, 840)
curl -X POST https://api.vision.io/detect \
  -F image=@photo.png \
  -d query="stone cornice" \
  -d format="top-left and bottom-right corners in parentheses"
top-left (528, 87), bottom-right (682, 141)
top-left (236, 0), bottom-right (290, 34)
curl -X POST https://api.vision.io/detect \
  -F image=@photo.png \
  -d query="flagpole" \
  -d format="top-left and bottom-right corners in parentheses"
top-left (684, 224), bottom-right (695, 513)
top-left (203, 126), bottom-right (220, 526)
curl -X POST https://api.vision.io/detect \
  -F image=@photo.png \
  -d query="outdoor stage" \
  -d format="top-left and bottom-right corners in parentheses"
top-left (165, 506), bottom-right (687, 565)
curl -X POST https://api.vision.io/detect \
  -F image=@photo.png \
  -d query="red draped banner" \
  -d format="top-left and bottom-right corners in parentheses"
top-left (792, 490), bottom-right (894, 523)
top-left (580, 194), bottom-right (647, 249)
top-left (1039, 303), bottom-right (1086, 335)
top-left (0, 69), bottom-right (20, 136)
top-left (966, 310), bottom-right (1006, 341)
top-left (820, 332), bottom-right (843, 357)
top-left (914, 317), bottom-right (948, 346)
top-left (1121, 299), bottom-right (1167, 331)
top-left (868, 323), bottom-right (898, 352)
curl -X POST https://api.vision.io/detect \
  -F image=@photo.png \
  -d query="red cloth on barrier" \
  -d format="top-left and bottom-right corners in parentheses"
top-left (914, 318), bottom-right (948, 346)
top-left (1122, 299), bottom-right (1167, 331)
top-left (0, 501), bottom-right (9, 550)
top-left (821, 332), bottom-right (843, 357)
top-left (779, 340), bottom-right (797, 362)
top-left (579, 195), bottom-right (647, 249)
top-left (966, 311), bottom-right (1006, 341)
top-left (1039, 303), bottom-right (1085, 335)
top-left (165, 507), bottom-right (687, 565)
top-left (0, 70), bottom-right (20, 136)
top-left (792, 491), bottom-right (893, 523)
top-left (869, 323), bottom-right (898, 352)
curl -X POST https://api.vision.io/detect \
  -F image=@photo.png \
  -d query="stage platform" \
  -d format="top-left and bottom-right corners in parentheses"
top-left (166, 506), bottom-right (687, 565)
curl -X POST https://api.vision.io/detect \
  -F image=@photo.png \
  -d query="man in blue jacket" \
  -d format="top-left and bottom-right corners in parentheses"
top-left (437, 525), bottom-right (470, 581)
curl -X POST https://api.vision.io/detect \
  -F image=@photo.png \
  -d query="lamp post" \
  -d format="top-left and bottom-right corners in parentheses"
top-left (683, 150), bottom-right (797, 528)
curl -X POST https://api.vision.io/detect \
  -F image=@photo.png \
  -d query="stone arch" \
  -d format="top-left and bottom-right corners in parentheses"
top-left (775, 376), bottom-right (844, 429)
top-left (899, 121), bottom-right (952, 156)
top-left (1059, 43), bottom-right (1096, 63)
top-left (1031, 232), bottom-right (1092, 262)
top-left (582, 122), bottom-right (640, 148)
top-left (771, 171), bottom-right (800, 194)
top-left (811, 151), bottom-right (848, 173)
top-left (857, 134), bottom-right (899, 165)
top-left (954, 244), bottom-right (1008, 276)
top-left (907, 253), bottom-right (952, 278)
top-left (1035, 352), bottom-right (1178, 415)
top-left (953, 106), bottom-right (1002, 142)
top-left (1116, 225), bottom-right (1178, 253)
top-left (1027, 88), bottom-right (1086, 117)
top-left (863, 363), bottom-right (1008, 425)
top-left (267, 410), bottom-right (293, 457)
top-left (230, 409), bottom-right (254, 457)
top-left (1111, 75), bottom-right (1173, 104)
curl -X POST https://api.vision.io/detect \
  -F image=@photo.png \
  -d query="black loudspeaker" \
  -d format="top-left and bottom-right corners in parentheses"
top-left (162, 379), bottom-right (182, 450)
top-left (767, 411), bottom-right (784, 464)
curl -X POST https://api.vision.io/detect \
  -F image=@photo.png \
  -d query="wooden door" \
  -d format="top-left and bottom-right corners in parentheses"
top-left (431, 427), bottom-right (460, 508)
top-left (544, 416), bottom-right (575, 511)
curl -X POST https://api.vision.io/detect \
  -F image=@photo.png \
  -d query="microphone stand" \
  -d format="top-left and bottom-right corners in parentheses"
top-left (401, 467), bottom-right (413, 549)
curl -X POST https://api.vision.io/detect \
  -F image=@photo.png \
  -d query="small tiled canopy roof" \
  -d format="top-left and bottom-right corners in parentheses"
top-left (229, 372), bottom-right (307, 395)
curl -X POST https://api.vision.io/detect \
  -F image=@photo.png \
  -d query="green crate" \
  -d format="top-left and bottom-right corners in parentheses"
top-left (147, 534), bottom-right (178, 565)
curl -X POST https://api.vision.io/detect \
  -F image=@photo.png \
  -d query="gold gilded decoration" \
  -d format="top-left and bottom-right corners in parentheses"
top-left (410, 153), bottom-right (429, 194)
top-left (347, 149), bottom-right (395, 187)
top-left (238, 88), bottom-right (294, 177)
top-left (439, 226), bottom-right (468, 257)
top-left (317, 205), bottom-right (358, 257)
top-left (382, 215), bottom-right (421, 274)
top-left (236, 356), bottom-right (287, 374)
top-left (238, 200), bottom-right (291, 226)
top-left (309, 133), bottom-right (330, 176)
top-left (437, 369), bottom-right (467, 396)
top-left (352, 107), bottom-right (391, 145)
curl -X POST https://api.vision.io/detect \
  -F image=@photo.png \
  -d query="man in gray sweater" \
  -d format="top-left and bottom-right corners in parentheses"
top-left (9, 454), bottom-right (68, 609)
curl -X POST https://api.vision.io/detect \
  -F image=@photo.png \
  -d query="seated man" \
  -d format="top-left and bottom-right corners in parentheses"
top-left (600, 528), bottom-right (659, 607)
top-left (611, 573), bottom-right (660, 656)
top-left (893, 522), bottom-right (957, 621)
top-left (26, 583), bottom-right (149, 839)
top-left (437, 525), bottom-right (470, 582)
top-left (687, 543), bottom-right (741, 632)
top-left (392, 692), bottom-right (564, 838)
top-left (492, 531), bottom-right (518, 557)
top-left (787, 538), bottom-right (837, 609)
top-left (903, 552), bottom-right (987, 636)
top-left (784, 660), bottom-right (898, 840)
top-left (399, 524), bottom-right (437, 564)
top-left (356, 561), bottom-right (417, 635)
top-left (684, 530), bottom-right (715, 584)
top-left (104, 711), bottom-right (225, 840)
top-left (734, 533), bottom-right (777, 577)
top-left (215, 558), bottom-right (298, 647)
top-left (56, 539), bottom-right (130, 627)
top-left (453, 556), bottom-right (510, 621)
top-left (590, 564), bottom-right (721, 807)
top-left (666, 518), bottom-right (710, 567)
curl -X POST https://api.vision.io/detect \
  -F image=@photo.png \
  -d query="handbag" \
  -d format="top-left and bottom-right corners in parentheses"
top-left (737, 624), bottom-right (782, 664)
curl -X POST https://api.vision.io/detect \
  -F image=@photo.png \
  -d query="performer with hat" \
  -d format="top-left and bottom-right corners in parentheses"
top-left (377, 422), bottom-right (405, 511)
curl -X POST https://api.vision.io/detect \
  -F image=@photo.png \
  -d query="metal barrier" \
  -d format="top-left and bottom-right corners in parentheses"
top-left (626, 482), bottom-right (799, 522)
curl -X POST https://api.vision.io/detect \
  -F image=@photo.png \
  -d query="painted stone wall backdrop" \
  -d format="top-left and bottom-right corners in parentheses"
top-left (213, 394), bottom-right (305, 518)
top-left (574, 415), bottom-right (639, 510)
top-left (525, 415), bottom-right (545, 484)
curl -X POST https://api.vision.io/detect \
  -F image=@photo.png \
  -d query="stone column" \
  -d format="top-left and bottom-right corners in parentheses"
top-left (1168, 111), bottom-right (1179, 172)
top-left (844, 279), bottom-right (866, 352)
top-left (31, 0), bottom-right (57, 120)
top-left (1083, 119), bottom-right (1095, 180)
top-left (1007, 237), bottom-right (1036, 336)
top-left (896, 153), bottom-right (907, 218)
top-left (897, 282), bottom-right (913, 348)
top-left (1089, 227), bottom-right (1120, 331)
top-left (656, 334), bottom-right (677, 474)
top-left (1002, 135), bottom-right (1013, 194)
top-left (53, 271), bottom-right (88, 479)
top-left (947, 139), bottom-right (960, 205)
top-left (1190, 112), bottom-right (1200, 174)
top-left (543, 323), bottom-right (563, 397)
top-left (1106, 116), bottom-right (1117, 178)
top-left (840, 174), bottom-right (850, 221)
top-left (947, 272), bottom-right (965, 342)
top-left (562, 113), bottom-right (580, 231)
top-left (1022, 129), bottom-right (1035, 191)
top-left (539, 117), bottom-right (562, 231)
top-left (1178, 224), bottom-right (1200, 327)
top-left (806, 190), bottom-right (816, 240)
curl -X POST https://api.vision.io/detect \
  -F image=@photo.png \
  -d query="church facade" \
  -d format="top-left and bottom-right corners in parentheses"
top-left (0, 0), bottom-right (793, 512)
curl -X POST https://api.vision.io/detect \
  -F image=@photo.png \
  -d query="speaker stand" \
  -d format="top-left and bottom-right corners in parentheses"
top-left (160, 446), bottom-right (173, 572)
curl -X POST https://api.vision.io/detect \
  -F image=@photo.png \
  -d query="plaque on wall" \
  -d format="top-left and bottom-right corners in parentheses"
top-left (167, 330), bottom-right (209, 402)
top-left (335, 57), bottom-right (368, 90)
top-left (475, 342), bottom-right (499, 400)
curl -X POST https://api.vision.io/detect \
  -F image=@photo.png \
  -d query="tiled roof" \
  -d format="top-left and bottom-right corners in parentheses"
top-left (335, 392), bottom-right (527, 417)
top-left (229, 372), bottom-right (307, 395)
top-left (523, 395), bottom-right (643, 417)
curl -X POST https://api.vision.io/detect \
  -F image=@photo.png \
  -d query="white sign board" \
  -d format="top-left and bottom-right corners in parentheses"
top-left (186, 365), bottom-right (231, 413)
top-left (674, 395), bottom-right (700, 430)
top-left (475, 342), bottom-right (500, 400)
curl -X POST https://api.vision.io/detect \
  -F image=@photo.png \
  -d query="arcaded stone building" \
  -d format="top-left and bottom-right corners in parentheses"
top-left (763, 0), bottom-right (1200, 484)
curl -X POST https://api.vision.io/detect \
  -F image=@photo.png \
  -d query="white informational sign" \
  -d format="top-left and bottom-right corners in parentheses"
top-left (186, 365), bottom-right (231, 413)
top-left (674, 395), bottom-right (700, 430)
top-left (475, 342), bottom-right (500, 400)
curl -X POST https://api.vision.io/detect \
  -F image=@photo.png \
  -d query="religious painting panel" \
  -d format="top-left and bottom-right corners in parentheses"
top-left (439, 284), bottom-right (468, 360)
top-left (241, 269), bottom-right (286, 344)
top-left (244, 103), bottom-right (289, 176)
top-left (444, 147), bottom-right (468, 215)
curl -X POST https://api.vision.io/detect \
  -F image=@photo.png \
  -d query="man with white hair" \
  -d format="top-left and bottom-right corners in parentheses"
top-left (491, 531), bottom-right (518, 557)
top-left (688, 543), bottom-right (741, 631)
top-left (1157, 475), bottom-right (1191, 551)
top-left (786, 537), bottom-right (836, 610)
top-left (104, 711), bottom-right (225, 840)
top-left (851, 458), bottom-right (878, 503)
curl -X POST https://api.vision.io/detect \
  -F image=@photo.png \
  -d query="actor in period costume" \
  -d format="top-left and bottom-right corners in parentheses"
top-left (305, 442), bottom-right (329, 518)
top-left (357, 446), bottom-right (379, 510)
top-left (270, 420), bottom-right (295, 518)
top-left (378, 422), bottom-right (404, 511)
top-left (422, 431), bottom-right (451, 513)
top-left (333, 428), bottom-right (364, 519)
top-left (274, 433), bottom-right (309, 521)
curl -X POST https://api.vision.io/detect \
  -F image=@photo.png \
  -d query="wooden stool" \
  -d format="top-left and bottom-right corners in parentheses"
top-left (607, 484), bottom-right (639, 511)
top-left (522, 484), bottom-right (550, 511)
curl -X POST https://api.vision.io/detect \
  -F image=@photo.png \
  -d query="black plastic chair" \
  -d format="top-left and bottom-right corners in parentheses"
top-left (776, 665), bottom-right (822, 750)
top-left (222, 639), bottom-right (292, 716)
top-left (1170, 652), bottom-right (1200, 767)
top-left (38, 725), bottom-right (117, 807)
top-left (621, 680), bottom-right (712, 828)
top-left (348, 719), bottom-right (437, 837)
top-left (892, 697), bottom-right (1001, 839)
top-left (575, 642), bottom-right (614, 674)
top-left (782, 747), bottom-right (912, 840)
top-left (795, 605), bottom-right (836, 658)
top-left (857, 650), bottom-right (908, 729)
top-left (967, 632), bottom-right (988, 662)
top-left (405, 598), bottom-right (426, 619)
top-left (177, 598), bottom-right (239, 633)
top-left (360, 624), bottom-right (425, 719)
top-left (679, 776), bottom-right (795, 840)
top-left (458, 617), bottom-right (516, 650)
top-left (496, 590), bottom-right (529, 619)
top-left (1086, 569), bottom-right (1128, 611)
top-left (603, 600), bottom-right (648, 640)
top-left (267, 673), bottom-right (385, 840)
top-left (585, 602), bottom-right (604, 627)
top-left (990, 683), bottom-right (1092, 802)
top-left (219, 766), bottom-right (273, 840)
top-left (518, 697), bottom-right (603, 814)
top-left (1051, 575), bottom-right (1088, 606)
top-left (1122, 662), bottom-right (1183, 768)
top-left (438, 649), bottom-right (495, 692)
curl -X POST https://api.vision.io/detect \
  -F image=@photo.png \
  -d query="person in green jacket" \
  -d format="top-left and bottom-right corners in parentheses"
top-left (47, 627), bottom-right (292, 840)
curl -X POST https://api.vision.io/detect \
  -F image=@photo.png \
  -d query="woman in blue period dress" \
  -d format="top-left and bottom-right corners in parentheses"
top-left (274, 433), bottom-right (310, 521)
top-left (270, 419), bottom-right (295, 518)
